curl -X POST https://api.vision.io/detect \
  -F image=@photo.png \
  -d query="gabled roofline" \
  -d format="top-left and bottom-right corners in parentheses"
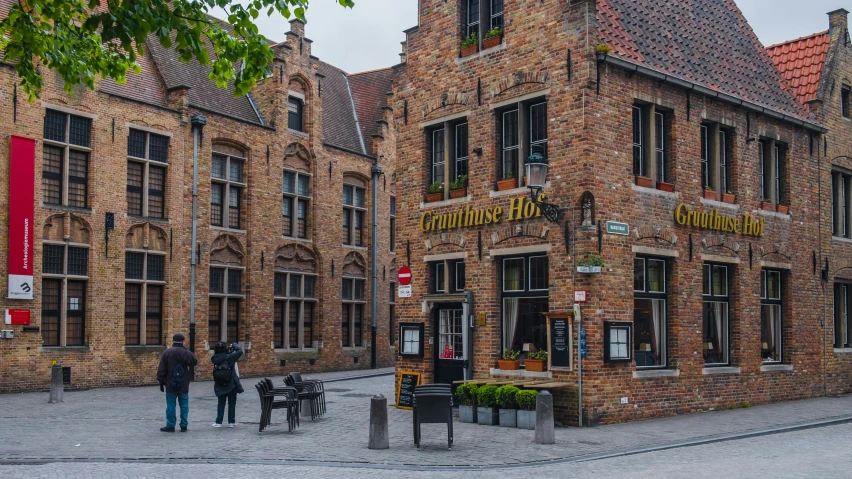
top-left (766, 30), bottom-right (829, 50)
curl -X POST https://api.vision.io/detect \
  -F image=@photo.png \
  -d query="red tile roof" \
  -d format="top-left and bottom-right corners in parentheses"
top-left (766, 31), bottom-right (830, 105)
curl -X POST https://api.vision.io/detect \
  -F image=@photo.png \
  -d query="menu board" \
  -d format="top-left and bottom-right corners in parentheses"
top-left (396, 371), bottom-right (421, 410)
top-left (550, 316), bottom-right (571, 368)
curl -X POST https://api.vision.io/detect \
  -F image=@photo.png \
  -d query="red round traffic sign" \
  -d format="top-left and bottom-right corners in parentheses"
top-left (398, 265), bottom-right (412, 285)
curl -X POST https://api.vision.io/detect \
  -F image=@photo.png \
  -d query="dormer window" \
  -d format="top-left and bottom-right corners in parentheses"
top-left (288, 96), bottom-right (303, 132)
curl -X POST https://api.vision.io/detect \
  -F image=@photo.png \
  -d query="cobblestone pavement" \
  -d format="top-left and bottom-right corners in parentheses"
top-left (1, 368), bottom-right (851, 470)
top-left (2, 422), bottom-right (850, 478)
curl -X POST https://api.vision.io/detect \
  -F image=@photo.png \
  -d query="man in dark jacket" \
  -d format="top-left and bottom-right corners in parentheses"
top-left (211, 341), bottom-right (244, 427)
top-left (156, 333), bottom-right (198, 432)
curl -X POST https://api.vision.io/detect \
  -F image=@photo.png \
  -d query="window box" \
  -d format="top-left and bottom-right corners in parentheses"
top-left (460, 43), bottom-right (479, 58)
top-left (524, 358), bottom-right (547, 372)
top-left (635, 176), bottom-right (653, 188)
top-left (497, 359), bottom-right (520, 370)
top-left (703, 189), bottom-right (716, 200)
top-left (776, 204), bottom-right (789, 214)
top-left (426, 192), bottom-right (443, 203)
top-left (449, 187), bottom-right (467, 199)
top-left (760, 201), bottom-right (774, 211)
top-left (656, 181), bottom-right (675, 192)
top-left (722, 193), bottom-right (735, 204)
top-left (496, 177), bottom-right (518, 191)
top-left (577, 266), bottom-right (602, 273)
top-left (483, 34), bottom-right (502, 50)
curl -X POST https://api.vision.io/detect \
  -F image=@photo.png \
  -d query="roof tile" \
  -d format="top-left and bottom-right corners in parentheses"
top-left (766, 30), bottom-right (830, 105)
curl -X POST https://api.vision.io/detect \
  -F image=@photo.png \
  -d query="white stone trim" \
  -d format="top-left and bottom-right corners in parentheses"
top-left (702, 366), bottom-right (741, 375)
top-left (833, 348), bottom-right (852, 354)
top-left (760, 364), bottom-right (793, 372)
top-left (633, 369), bottom-right (680, 379)
top-left (700, 197), bottom-right (740, 211)
top-left (489, 182), bottom-right (551, 198)
top-left (424, 252), bottom-right (468, 262)
top-left (124, 123), bottom-right (173, 138)
top-left (832, 236), bottom-right (852, 245)
top-left (760, 260), bottom-right (792, 270)
top-left (632, 245), bottom-right (679, 258)
top-left (700, 254), bottom-right (740, 264)
top-left (489, 368), bottom-right (552, 379)
top-left (755, 209), bottom-right (791, 220)
top-left (41, 102), bottom-right (99, 120)
top-left (288, 90), bottom-right (306, 101)
top-left (488, 89), bottom-right (552, 110)
top-left (419, 110), bottom-right (471, 129)
top-left (489, 244), bottom-right (552, 258)
top-left (419, 195), bottom-right (471, 209)
top-left (631, 183), bottom-right (679, 199)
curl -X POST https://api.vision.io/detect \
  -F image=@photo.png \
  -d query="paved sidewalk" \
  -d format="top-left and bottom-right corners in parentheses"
top-left (1, 371), bottom-right (851, 469)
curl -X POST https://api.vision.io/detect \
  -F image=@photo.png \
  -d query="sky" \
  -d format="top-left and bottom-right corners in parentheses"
top-left (212, 0), bottom-right (845, 74)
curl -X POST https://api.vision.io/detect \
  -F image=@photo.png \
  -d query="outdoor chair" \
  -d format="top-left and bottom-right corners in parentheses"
top-left (290, 372), bottom-right (327, 415)
top-left (284, 374), bottom-right (323, 421)
top-left (412, 385), bottom-right (453, 450)
top-left (256, 380), bottom-right (299, 433)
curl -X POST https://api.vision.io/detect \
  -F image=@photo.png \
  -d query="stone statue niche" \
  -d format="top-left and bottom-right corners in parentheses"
top-left (580, 191), bottom-right (595, 229)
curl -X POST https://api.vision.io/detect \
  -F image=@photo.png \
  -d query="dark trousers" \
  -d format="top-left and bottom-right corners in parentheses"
top-left (216, 390), bottom-right (238, 425)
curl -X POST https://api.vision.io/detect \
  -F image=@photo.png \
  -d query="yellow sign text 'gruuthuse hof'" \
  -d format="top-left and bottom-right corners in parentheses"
top-left (674, 204), bottom-right (764, 237)
top-left (420, 196), bottom-right (545, 232)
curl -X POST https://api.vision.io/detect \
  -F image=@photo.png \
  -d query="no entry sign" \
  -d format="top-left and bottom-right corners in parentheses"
top-left (398, 265), bottom-right (412, 286)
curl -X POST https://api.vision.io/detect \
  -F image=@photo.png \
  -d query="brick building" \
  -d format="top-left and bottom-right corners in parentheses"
top-left (0, 11), bottom-right (398, 391)
top-left (393, 1), bottom-right (852, 425)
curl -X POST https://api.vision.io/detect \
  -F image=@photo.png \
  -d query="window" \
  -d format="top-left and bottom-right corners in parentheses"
top-left (283, 170), bottom-right (310, 239)
top-left (774, 145), bottom-right (783, 205)
top-left (759, 141), bottom-right (768, 201)
top-left (832, 170), bottom-right (851, 238)
top-left (700, 125), bottom-right (709, 189)
top-left (835, 283), bottom-right (851, 348)
top-left (343, 183), bottom-right (366, 246)
top-left (125, 250), bottom-right (167, 345)
top-left (41, 242), bottom-right (89, 346)
top-left (288, 96), bottom-right (303, 132)
top-left (454, 122), bottom-right (469, 179)
top-left (634, 257), bottom-right (667, 368)
top-left (490, 0), bottom-right (503, 29)
top-left (701, 124), bottom-right (733, 199)
top-left (502, 255), bottom-right (548, 354)
top-left (702, 264), bottom-right (730, 365)
top-left (633, 104), bottom-right (671, 185)
top-left (498, 100), bottom-right (547, 183)
top-left (127, 129), bottom-right (169, 218)
top-left (719, 130), bottom-right (729, 194)
top-left (211, 152), bottom-right (246, 229)
top-left (430, 128), bottom-right (445, 187)
top-left (389, 197), bottom-right (396, 252)
top-left (389, 282), bottom-right (396, 346)
top-left (399, 322), bottom-right (425, 357)
top-left (42, 109), bottom-right (92, 208)
top-left (342, 276), bottom-right (366, 347)
top-left (604, 322), bottom-right (632, 363)
top-left (465, 0), bottom-right (479, 38)
top-left (654, 112), bottom-right (665, 183)
top-left (274, 271), bottom-right (317, 349)
top-left (759, 141), bottom-right (786, 205)
top-left (760, 269), bottom-right (783, 363)
top-left (431, 260), bottom-right (466, 293)
top-left (209, 266), bottom-right (243, 343)
top-left (842, 85), bottom-right (850, 119)
top-left (633, 106), bottom-right (645, 178)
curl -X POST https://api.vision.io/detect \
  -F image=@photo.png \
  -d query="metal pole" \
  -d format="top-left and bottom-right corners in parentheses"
top-left (189, 114), bottom-right (207, 353)
top-left (370, 162), bottom-right (382, 369)
top-left (573, 208), bottom-right (582, 428)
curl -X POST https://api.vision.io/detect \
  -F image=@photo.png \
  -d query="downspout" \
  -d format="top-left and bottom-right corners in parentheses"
top-left (573, 208), bottom-right (582, 428)
top-left (344, 75), bottom-right (368, 155)
top-left (371, 161), bottom-right (383, 369)
top-left (189, 114), bottom-right (207, 353)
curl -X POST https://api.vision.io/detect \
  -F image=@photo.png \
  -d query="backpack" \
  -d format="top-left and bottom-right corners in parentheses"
top-left (213, 360), bottom-right (233, 387)
top-left (168, 362), bottom-right (187, 390)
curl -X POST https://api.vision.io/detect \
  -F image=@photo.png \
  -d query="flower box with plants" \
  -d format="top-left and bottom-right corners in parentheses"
top-left (703, 186), bottom-right (716, 200)
top-left (460, 33), bottom-right (479, 57)
top-left (776, 204), bottom-right (789, 214)
top-left (449, 175), bottom-right (468, 199)
top-left (496, 385), bottom-right (520, 428)
top-left (657, 181), bottom-right (675, 192)
top-left (454, 383), bottom-right (479, 423)
top-left (635, 176), bottom-right (653, 188)
top-left (576, 254), bottom-right (605, 273)
top-left (525, 350), bottom-right (548, 372)
top-left (497, 349), bottom-right (520, 370)
top-left (483, 27), bottom-right (503, 49)
top-left (722, 190), bottom-right (735, 204)
top-left (426, 182), bottom-right (444, 203)
top-left (595, 43), bottom-right (611, 60)
top-left (516, 389), bottom-right (537, 430)
top-left (496, 171), bottom-right (518, 191)
top-left (475, 385), bottom-right (499, 426)
top-left (760, 198), bottom-right (774, 211)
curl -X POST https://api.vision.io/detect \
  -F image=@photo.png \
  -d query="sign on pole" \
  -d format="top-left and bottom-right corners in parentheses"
top-left (397, 285), bottom-right (412, 298)
top-left (398, 265), bottom-right (412, 286)
top-left (7, 136), bottom-right (36, 300)
top-left (605, 221), bottom-right (629, 236)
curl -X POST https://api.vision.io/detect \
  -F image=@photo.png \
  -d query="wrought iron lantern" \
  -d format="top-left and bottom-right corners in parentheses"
top-left (525, 153), bottom-right (560, 222)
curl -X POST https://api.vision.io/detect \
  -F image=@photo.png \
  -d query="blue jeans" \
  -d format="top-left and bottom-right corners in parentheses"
top-left (216, 390), bottom-right (238, 425)
top-left (165, 392), bottom-right (189, 428)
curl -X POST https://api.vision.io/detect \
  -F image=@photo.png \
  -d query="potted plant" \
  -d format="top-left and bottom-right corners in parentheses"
top-left (516, 389), bottom-right (537, 430)
top-left (722, 190), bottom-right (735, 204)
top-left (455, 383), bottom-right (479, 423)
top-left (703, 186), bottom-right (716, 200)
top-left (760, 197), bottom-right (774, 211)
top-left (497, 170), bottom-right (518, 191)
top-left (449, 174), bottom-right (468, 199)
top-left (496, 385), bottom-right (520, 428)
top-left (595, 43), bottom-right (611, 61)
top-left (525, 350), bottom-right (548, 372)
top-left (657, 180), bottom-right (675, 192)
top-left (497, 349), bottom-right (521, 370)
top-left (483, 27), bottom-right (503, 49)
top-left (576, 254), bottom-right (605, 273)
top-left (635, 176), bottom-right (653, 188)
top-left (426, 182), bottom-right (443, 203)
top-left (460, 33), bottom-right (479, 57)
top-left (776, 204), bottom-right (789, 214)
top-left (475, 385), bottom-right (499, 425)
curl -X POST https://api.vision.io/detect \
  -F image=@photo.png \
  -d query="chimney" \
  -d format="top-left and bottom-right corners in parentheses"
top-left (828, 8), bottom-right (849, 36)
top-left (289, 18), bottom-right (305, 38)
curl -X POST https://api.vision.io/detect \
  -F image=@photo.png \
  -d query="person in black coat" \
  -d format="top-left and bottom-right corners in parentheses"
top-left (156, 333), bottom-right (198, 432)
top-left (211, 341), bottom-right (244, 427)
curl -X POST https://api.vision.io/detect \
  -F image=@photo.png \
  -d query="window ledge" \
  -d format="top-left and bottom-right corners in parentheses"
top-left (38, 346), bottom-right (92, 353)
top-left (489, 182), bottom-right (551, 199)
top-left (702, 366), bottom-right (741, 375)
top-left (288, 129), bottom-right (309, 138)
top-left (343, 245), bottom-right (369, 251)
top-left (832, 236), bottom-right (852, 245)
top-left (211, 226), bottom-right (247, 234)
top-left (631, 184), bottom-right (679, 199)
top-left (633, 369), bottom-right (680, 379)
top-left (127, 215), bottom-right (172, 224)
top-left (700, 197), bottom-right (740, 211)
top-left (490, 368), bottom-right (552, 379)
top-left (40, 204), bottom-right (94, 215)
top-left (420, 195), bottom-right (471, 209)
top-left (342, 346), bottom-right (368, 352)
top-left (833, 348), bottom-right (852, 354)
top-left (122, 345), bottom-right (166, 353)
top-left (756, 209), bottom-right (790, 220)
top-left (454, 41), bottom-right (507, 65)
top-left (274, 348), bottom-right (318, 357)
top-left (283, 236), bottom-right (313, 244)
top-left (761, 363), bottom-right (793, 372)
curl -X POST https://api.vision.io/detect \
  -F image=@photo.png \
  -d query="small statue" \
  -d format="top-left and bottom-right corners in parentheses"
top-left (581, 196), bottom-right (593, 227)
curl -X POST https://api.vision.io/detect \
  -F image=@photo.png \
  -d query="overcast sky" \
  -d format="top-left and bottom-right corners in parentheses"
top-left (212, 0), bottom-right (845, 74)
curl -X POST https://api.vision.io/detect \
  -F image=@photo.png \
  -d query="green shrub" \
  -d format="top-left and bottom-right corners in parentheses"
top-left (429, 181), bottom-right (444, 194)
top-left (576, 254), bottom-right (605, 267)
top-left (484, 27), bottom-right (503, 40)
top-left (495, 385), bottom-right (520, 409)
top-left (516, 390), bottom-right (538, 411)
top-left (454, 383), bottom-right (478, 407)
top-left (529, 350), bottom-right (548, 361)
top-left (449, 174), bottom-right (468, 190)
top-left (461, 33), bottom-right (478, 48)
top-left (502, 348), bottom-right (520, 360)
top-left (476, 385), bottom-right (498, 408)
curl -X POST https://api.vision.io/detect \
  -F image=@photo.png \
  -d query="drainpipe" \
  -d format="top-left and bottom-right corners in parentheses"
top-left (189, 114), bottom-right (207, 353)
top-left (371, 161), bottom-right (383, 369)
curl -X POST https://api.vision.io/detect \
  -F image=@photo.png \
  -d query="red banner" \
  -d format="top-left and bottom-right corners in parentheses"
top-left (7, 136), bottom-right (35, 300)
top-left (5, 309), bottom-right (31, 325)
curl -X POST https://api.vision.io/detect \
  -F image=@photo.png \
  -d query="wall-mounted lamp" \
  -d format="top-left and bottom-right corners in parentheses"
top-left (472, 147), bottom-right (483, 156)
top-left (525, 153), bottom-right (560, 222)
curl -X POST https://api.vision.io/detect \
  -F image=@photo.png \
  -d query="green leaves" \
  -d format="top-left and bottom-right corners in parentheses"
top-left (0, 0), bottom-right (354, 100)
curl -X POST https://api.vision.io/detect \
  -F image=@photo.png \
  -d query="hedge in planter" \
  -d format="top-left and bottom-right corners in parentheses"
top-left (455, 383), bottom-right (479, 423)
top-left (475, 385), bottom-right (499, 425)
top-left (496, 385), bottom-right (519, 428)
top-left (516, 389), bottom-right (537, 430)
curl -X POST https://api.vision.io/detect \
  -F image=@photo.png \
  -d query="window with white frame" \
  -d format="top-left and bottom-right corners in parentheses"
top-left (832, 170), bottom-right (851, 238)
top-left (389, 197), bottom-right (396, 252)
top-left (455, 122), bottom-right (469, 180)
top-left (125, 250), bottom-right (166, 345)
top-left (760, 269), bottom-right (783, 363)
top-left (288, 96), bottom-right (303, 132)
top-left (342, 276), bottom-right (366, 347)
top-left (209, 266), bottom-right (243, 343)
top-left (343, 182), bottom-right (366, 246)
top-left (497, 99), bottom-right (547, 182)
top-left (759, 141), bottom-right (787, 206)
top-left (389, 281), bottom-right (396, 346)
top-left (274, 270), bottom-right (317, 349)
top-left (633, 106), bottom-right (645, 178)
top-left (283, 169), bottom-right (310, 239)
top-left (127, 129), bottom-right (169, 218)
top-left (430, 128), bottom-right (445, 187)
top-left (501, 255), bottom-right (548, 354)
top-left (634, 257), bottom-right (667, 368)
top-left (41, 242), bottom-right (89, 346)
top-left (211, 152), bottom-right (246, 229)
top-left (490, 0), bottom-right (503, 29)
top-left (835, 282), bottom-right (851, 348)
top-left (42, 109), bottom-right (92, 208)
top-left (654, 112), bottom-right (665, 183)
top-left (633, 104), bottom-right (670, 184)
top-left (604, 322), bottom-right (632, 363)
top-left (701, 125), bottom-right (709, 189)
top-left (703, 263), bottom-right (730, 365)
top-left (464, 0), bottom-right (479, 39)
top-left (430, 260), bottom-right (465, 294)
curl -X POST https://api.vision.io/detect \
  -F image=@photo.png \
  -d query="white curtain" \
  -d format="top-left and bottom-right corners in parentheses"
top-left (651, 299), bottom-right (663, 361)
top-left (768, 306), bottom-right (777, 354)
top-left (503, 298), bottom-right (519, 351)
top-left (713, 303), bottom-right (724, 360)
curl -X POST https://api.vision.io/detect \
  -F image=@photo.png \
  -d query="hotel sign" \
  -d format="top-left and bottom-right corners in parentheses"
top-left (419, 195), bottom-right (545, 232)
top-left (674, 204), bottom-right (764, 237)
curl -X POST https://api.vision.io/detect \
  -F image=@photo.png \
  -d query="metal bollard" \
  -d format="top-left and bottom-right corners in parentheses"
top-left (368, 394), bottom-right (389, 449)
top-left (49, 364), bottom-right (64, 404)
top-left (534, 390), bottom-right (555, 444)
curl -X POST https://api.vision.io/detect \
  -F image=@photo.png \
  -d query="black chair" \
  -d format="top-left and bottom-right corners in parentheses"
top-left (284, 374), bottom-right (323, 421)
top-left (412, 385), bottom-right (453, 450)
top-left (257, 380), bottom-right (300, 433)
top-left (290, 372), bottom-right (326, 416)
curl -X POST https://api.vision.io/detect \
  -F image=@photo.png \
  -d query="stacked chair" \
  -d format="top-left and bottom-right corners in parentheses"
top-left (412, 383), bottom-right (453, 450)
top-left (284, 372), bottom-right (326, 421)
top-left (255, 380), bottom-right (299, 433)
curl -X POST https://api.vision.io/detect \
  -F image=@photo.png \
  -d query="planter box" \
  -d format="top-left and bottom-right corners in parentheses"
top-left (722, 193), bottom-right (735, 204)
top-left (525, 359), bottom-right (547, 372)
top-left (703, 189), bottom-right (717, 200)
top-left (657, 181), bottom-right (675, 192)
top-left (496, 177), bottom-right (518, 191)
top-left (498, 408), bottom-right (517, 427)
top-left (460, 43), bottom-right (479, 57)
top-left (476, 407), bottom-right (499, 426)
top-left (577, 266), bottom-right (602, 273)
top-left (426, 192), bottom-right (443, 203)
top-left (760, 201), bottom-right (774, 211)
top-left (517, 410), bottom-right (536, 430)
top-left (776, 204), bottom-right (789, 214)
top-left (449, 187), bottom-right (467, 199)
top-left (483, 35), bottom-right (502, 50)
top-left (497, 359), bottom-right (520, 370)
top-left (635, 176), bottom-right (653, 188)
top-left (459, 404), bottom-right (477, 423)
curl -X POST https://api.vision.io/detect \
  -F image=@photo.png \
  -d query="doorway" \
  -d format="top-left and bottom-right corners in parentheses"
top-left (434, 303), bottom-right (465, 385)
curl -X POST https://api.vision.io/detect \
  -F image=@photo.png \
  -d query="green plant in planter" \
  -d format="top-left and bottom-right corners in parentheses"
top-left (596, 44), bottom-right (612, 55)
top-left (495, 385), bottom-right (519, 409)
top-left (476, 384), bottom-right (498, 408)
top-left (502, 348), bottom-right (520, 360)
top-left (516, 390), bottom-right (538, 411)
top-left (705, 186), bottom-right (714, 191)
top-left (450, 174), bottom-right (468, 190)
top-left (505, 169), bottom-right (515, 180)
top-left (576, 254), bottom-right (605, 267)
top-left (529, 349), bottom-right (548, 361)
top-left (461, 33), bottom-right (479, 48)
top-left (455, 383), bottom-right (479, 406)
top-left (429, 182), bottom-right (444, 194)
top-left (484, 27), bottom-right (504, 40)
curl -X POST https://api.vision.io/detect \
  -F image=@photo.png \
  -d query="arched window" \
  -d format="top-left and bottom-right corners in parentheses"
top-left (273, 245), bottom-right (318, 349)
top-left (342, 252), bottom-right (367, 347)
top-left (211, 144), bottom-right (247, 230)
top-left (343, 175), bottom-right (367, 246)
top-left (124, 223), bottom-right (168, 345)
top-left (209, 235), bottom-right (245, 344)
top-left (282, 143), bottom-right (312, 239)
